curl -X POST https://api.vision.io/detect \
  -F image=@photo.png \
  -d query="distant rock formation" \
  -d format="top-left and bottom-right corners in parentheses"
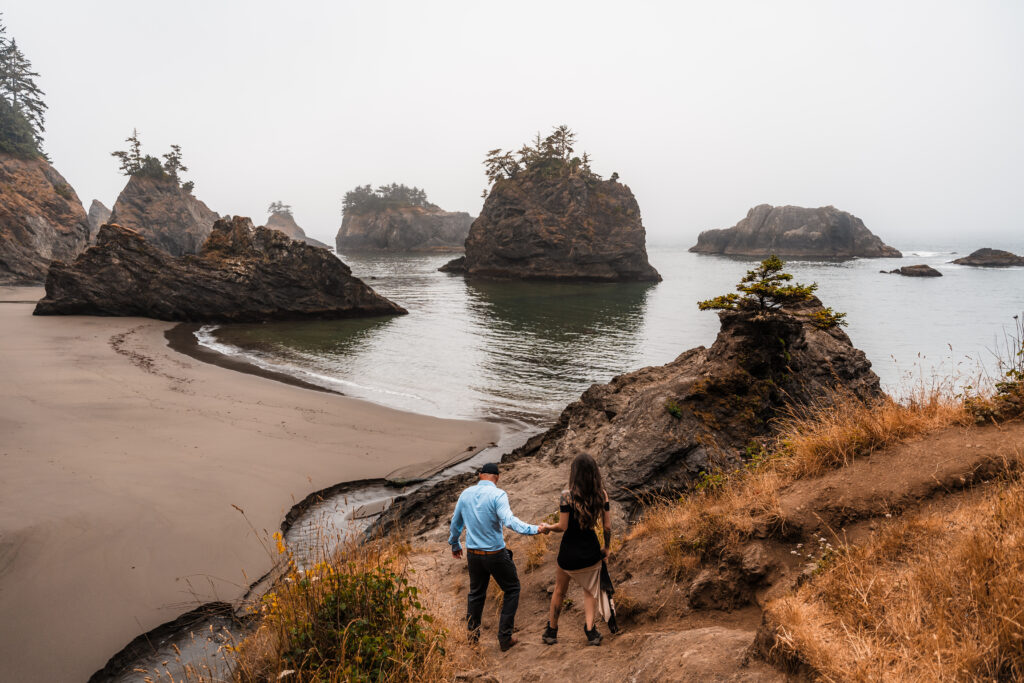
top-left (86, 200), bottom-right (111, 241)
top-left (265, 211), bottom-right (330, 249)
top-left (504, 297), bottom-right (880, 504)
top-left (337, 205), bottom-right (473, 252)
top-left (952, 248), bottom-right (1024, 267)
top-left (885, 264), bottom-right (942, 277)
top-left (108, 175), bottom-right (218, 256)
top-left (0, 152), bottom-right (90, 284)
top-left (440, 175), bottom-right (661, 281)
top-left (35, 217), bottom-right (407, 322)
top-left (690, 205), bottom-right (901, 259)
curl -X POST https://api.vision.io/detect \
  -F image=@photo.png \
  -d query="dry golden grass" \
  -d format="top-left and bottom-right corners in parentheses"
top-left (524, 533), bottom-right (550, 573)
top-left (761, 464), bottom-right (1024, 681)
top-left (629, 387), bottom-right (968, 576)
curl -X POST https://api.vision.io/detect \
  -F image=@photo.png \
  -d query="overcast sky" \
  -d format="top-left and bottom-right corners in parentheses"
top-left (5, 1), bottom-right (1023, 247)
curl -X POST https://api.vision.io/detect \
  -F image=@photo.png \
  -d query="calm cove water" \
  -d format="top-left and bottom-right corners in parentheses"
top-left (203, 245), bottom-right (1024, 429)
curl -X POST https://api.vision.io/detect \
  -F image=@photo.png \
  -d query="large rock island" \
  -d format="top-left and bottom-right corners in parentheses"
top-left (108, 174), bottom-right (219, 257)
top-left (690, 204), bottom-right (901, 259)
top-left (952, 248), bottom-right (1024, 267)
top-left (265, 201), bottom-right (330, 249)
top-left (35, 216), bottom-right (406, 322)
top-left (441, 128), bottom-right (660, 281)
top-left (0, 152), bottom-right (90, 284)
top-left (336, 184), bottom-right (472, 252)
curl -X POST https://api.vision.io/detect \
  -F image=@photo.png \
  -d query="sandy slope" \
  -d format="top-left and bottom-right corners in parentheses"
top-left (0, 287), bottom-right (498, 682)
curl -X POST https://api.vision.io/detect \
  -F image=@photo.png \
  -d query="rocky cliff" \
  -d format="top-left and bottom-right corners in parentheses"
top-left (108, 175), bottom-right (219, 256)
top-left (0, 153), bottom-right (90, 284)
top-left (504, 298), bottom-right (880, 504)
top-left (86, 200), bottom-right (111, 241)
top-left (35, 217), bottom-right (406, 322)
top-left (441, 176), bottom-right (660, 281)
top-left (265, 211), bottom-right (330, 249)
top-left (336, 205), bottom-right (473, 252)
top-left (690, 205), bottom-right (901, 259)
top-left (952, 248), bottom-right (1024, 267)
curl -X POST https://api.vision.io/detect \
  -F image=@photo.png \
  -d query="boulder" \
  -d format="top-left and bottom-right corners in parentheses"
top-left (690, 205), bottom-right (901, 259)
top-left (951, 248), bottom-right (1024, 267)
top-left (505, 298), bottom-right (881, 504)
top-left (440, 175), bottom-right (661, 282)
top-left (0, 153), bottom-right (90, 284)
top-left (886, 264), bottom-right (942, 277)
top-left (86, 200), bottom-right (111, 241)
top-left (34, 217), bottom-right (407, 322)
top-left (265, 211), bottom-right (330, 249)
top-left (337, 205), bottom-right (473, 252)
top-left (108, 175), bottom-right (219, 256)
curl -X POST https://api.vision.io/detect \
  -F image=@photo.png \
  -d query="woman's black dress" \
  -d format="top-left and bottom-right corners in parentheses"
top-left (556, 492), bottom-right (610, 571)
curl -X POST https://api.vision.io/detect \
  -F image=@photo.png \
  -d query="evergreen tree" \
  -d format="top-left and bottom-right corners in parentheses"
top-left (268, 201), bottom-right (293, 216)
top-left (161, 144), bottom-right (188, 181)
top-left (0, 16), bottom-right (47, 156)
top-left (481, 126), bottom-right (603, 185)
top-left (111, 130), bottom-right (194, 191)
top-left (111, 129), bottom-right (144, 175)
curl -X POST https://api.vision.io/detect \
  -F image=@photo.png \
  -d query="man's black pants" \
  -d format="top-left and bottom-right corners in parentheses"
top-left (466, 548), bottom-right (520, 643)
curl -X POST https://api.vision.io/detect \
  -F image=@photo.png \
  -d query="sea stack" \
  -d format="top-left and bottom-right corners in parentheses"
top-left (952, 248), bottom-right (1024, 267)
top-left (0, 152), bottom-right (90, 284)
top-left (86, 200), bottom-right (111, 241)
top-left (336, 184), bottom-right (472, 252)
top-left (108, 174), bottom-right (219, 256)
top-left (440, 126), bottom-right (660, 281)
top-left (265, 203), bottom-right (330, 249)
top-left (690, 205), bottom-right (901, 259)
top-left (35, 216), bottom-right (406, 322)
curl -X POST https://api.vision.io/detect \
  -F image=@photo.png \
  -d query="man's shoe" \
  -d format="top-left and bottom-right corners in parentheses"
top-left (499, 636), bottom-right (518, 652)
top-left (584, 624), bottom-right (602, 646)
top-left (542, 621), bottom-right (558, 645)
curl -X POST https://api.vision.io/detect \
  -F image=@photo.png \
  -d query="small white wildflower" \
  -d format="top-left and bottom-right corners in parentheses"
top-left (796, 543), bottom-right (803, 549)
top-left (790, 550), bottom-right (799, 555)
top-left (885, 513), bottom-right (892, 518)
top-left (278, 671), bottom-right (296, 680)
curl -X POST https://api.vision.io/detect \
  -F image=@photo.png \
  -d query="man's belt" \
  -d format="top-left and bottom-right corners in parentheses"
top-left (467, 548), bottom-right (505, 555)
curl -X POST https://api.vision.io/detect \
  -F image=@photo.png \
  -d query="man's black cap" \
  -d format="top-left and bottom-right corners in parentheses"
top-left (479, 462), bottom-right (499, 475)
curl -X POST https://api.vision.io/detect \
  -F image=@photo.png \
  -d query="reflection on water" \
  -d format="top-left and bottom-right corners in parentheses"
top-left (209, 246), bottom-right (1024, 426)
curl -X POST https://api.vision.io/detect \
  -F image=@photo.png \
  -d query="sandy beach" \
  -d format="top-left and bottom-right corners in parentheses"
top-left (0, 286), bottom-right (498, 682)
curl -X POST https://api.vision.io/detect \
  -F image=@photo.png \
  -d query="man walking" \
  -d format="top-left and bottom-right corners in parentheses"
top-left (449, 462), bottom-right (548, 651)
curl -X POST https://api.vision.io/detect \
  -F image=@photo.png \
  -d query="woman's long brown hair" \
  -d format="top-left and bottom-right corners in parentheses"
top-left (569, 453), bottom-right (605, 529)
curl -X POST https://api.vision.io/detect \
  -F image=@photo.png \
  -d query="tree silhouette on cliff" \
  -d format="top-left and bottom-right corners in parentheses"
top-left (482, 125), bottom-right (601, 189)
top-left (0, 15), bottom-right (48, 157)
top-left (342, 183), bottom-right (433, 214)
top-left (111, 130), bottom-right (194, 193)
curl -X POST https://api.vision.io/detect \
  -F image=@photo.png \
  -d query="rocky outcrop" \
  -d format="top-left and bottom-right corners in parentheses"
top-left (265, 211), bottom-right (330, 249)
top-left (108, 175), bottom-right (219, 256)
top-left (952, 248), bottom-right (1024, 267)
top-left (690, 205), bottom-right (901, 259)
top-left (504, 298), bottom-right (881, 504)
top-left (337, 205), bottom-right (473, 252)
top-left (87, 200), bottom-right (111, 241)
top-left (0, 153), bottom-right (90, 284)
top-left (35, 217), bottom-right (406, 322)
top-left (440, 176), bottom-right (660, 281)
top-left (885, 264), bottom-right (942, 277)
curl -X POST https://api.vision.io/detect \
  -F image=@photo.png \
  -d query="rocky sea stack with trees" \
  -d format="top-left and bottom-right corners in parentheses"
top-left (265, 201), bottom-right (330, 249)
top-left (34, 216), bottom-right (406, 321)
top-left (336, 183), bottom-right (473, 252)
top-left (0, 18), bottom-right (89, 284)
top-left (690, 204), bottom-right (902, 259)
top-left (441, 126), bottom-right (661, 281)
top-left (107, 130), bottom-right (219, 257)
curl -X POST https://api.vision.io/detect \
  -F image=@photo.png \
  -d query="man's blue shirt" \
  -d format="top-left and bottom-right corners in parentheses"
top-left (448, 480), bottom-right (538, 551)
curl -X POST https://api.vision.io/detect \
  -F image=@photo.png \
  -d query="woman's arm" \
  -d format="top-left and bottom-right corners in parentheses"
top-left (601, 490), bottom-right (611, 552)
top-left (547, 491), bottom-right (571, 532)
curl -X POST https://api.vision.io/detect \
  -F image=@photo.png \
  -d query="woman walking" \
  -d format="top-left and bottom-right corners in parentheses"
top-left (541, 453), bottom-right (613, 646)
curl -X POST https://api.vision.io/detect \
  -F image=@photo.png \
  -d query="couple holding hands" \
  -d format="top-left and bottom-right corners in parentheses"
top-left (448, 454), bottom-right (617, 651)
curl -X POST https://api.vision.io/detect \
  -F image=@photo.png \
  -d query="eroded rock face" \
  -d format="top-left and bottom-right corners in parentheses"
top-left (35, 217), bottom-right (406, 322)
top-left (440, 176), bottom-right (661, 281)
top-left (0, 153), bottom-right (90, 284)
top-left (108, 175), bottom-right (219, 256)
top-left (886, 264), bottom-right (942, 277)
top-left (952, 248), bottom-right (1024, 267)
top-left (505, 299), bottom-right (881, 504)
top-left (337, 205), bottom-right (473, 252)
top-left (86, 200), bottom-right (111, 241)
top-left (690, 205), bottom-right (901, 259)
top-left (265, 211), bottom-right (330, 249)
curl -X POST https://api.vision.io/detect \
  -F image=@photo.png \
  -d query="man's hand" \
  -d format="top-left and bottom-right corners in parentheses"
top-left (452, 546), bottom-right (463, 559)
top-left (538, 523), bottom-right (551, 535)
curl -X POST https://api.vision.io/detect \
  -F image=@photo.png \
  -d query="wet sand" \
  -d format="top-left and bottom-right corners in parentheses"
top-left (0, 287), bottom-right (498, 682)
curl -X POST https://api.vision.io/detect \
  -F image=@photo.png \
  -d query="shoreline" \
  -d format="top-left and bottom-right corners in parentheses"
top-left (0, 287), bottom-right (500, 682)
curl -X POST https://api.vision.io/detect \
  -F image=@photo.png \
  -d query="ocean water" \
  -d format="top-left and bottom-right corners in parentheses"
top-left (203, 246), bottom-right (1024, 428)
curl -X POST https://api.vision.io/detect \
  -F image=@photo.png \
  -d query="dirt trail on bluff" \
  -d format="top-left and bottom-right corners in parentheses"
top-left (401, 419), bottom-right (1024, 682)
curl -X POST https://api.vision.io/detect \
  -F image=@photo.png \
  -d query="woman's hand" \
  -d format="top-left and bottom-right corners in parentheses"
top-left (601, 547), bottom-right (610, 559)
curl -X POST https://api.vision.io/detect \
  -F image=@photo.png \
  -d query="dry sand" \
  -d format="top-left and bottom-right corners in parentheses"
top-left (0, 287), bottom-right (498, 682)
